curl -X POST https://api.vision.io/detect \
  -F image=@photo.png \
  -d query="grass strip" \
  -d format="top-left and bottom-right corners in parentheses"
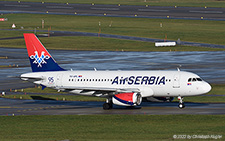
top-left (0, 115), bottom-right (224, 140)
top-left (0, 14), bottom-right (225, 46)
top-left (1, 35), bottom-right (225, 52)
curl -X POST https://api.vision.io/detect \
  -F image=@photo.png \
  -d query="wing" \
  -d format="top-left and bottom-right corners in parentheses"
top-left (59, 86), bottom-right (140, 97)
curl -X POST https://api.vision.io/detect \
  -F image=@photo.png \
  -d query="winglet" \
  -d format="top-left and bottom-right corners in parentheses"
top-left (23, 33), bottom-right (64, 72)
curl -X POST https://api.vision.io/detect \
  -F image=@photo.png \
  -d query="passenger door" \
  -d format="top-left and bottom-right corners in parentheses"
top-left (173, 74), bottom-right (180, 88)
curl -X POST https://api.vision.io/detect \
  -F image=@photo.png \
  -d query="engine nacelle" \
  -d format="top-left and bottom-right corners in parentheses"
top-left (112, 92), bottom-right (142, 106)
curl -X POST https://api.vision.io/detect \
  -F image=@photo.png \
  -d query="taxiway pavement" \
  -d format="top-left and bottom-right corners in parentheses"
top-left (0, 1), bottom-right (225, 20)
top-left (0, 98), bottom-right (225, 115)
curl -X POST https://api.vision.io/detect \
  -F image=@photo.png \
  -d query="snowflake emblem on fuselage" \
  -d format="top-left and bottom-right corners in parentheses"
top-left (30, 51), bottom-right (50, 67)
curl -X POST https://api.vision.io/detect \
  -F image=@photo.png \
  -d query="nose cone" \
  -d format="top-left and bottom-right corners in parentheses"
top-left (203, 82), bottom-right (211, 94)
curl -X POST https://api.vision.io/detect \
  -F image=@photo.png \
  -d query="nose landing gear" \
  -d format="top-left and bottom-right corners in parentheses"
top-left (178, 96), bottom-right (185, 109)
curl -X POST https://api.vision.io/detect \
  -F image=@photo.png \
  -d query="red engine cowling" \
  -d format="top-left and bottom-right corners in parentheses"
top-left (112, 92), bottom-right (142, 106)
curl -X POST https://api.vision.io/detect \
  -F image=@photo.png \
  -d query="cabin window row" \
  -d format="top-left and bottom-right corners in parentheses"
top-left (69, 79), bottom-right (172, 82)
top-left (69, 79), bottom-right (113, 82)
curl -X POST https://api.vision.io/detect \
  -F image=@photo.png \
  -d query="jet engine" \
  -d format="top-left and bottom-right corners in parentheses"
top-left (112, 92), bottom-right (142, 106)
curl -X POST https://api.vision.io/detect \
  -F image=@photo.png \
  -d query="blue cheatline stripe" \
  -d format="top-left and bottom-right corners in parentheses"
top-left (113, 95), bottom-right (134, 106)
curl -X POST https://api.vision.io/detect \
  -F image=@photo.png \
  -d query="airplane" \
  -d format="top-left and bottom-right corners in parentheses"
top-left (21, 33), bottom-right (211, 110)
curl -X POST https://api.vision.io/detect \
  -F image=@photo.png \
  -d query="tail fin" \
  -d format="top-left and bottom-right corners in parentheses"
top-left (23, 33), bottom-right (64, 72)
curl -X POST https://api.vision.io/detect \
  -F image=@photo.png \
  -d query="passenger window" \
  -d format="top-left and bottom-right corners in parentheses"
top-left (188, 78), bottom-right (192, 82)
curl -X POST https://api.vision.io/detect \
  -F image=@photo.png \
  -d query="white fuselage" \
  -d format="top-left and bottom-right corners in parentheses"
top-left (21, 70), bottom-right (211, 97)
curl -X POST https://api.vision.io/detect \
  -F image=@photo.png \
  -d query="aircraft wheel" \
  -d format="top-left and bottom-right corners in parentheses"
top-left (103, 103), bottom-right (111, 110)
top-left (109, 103), bottom-right (113, 109)
top-left (178, 103), bottom-right (185, 109)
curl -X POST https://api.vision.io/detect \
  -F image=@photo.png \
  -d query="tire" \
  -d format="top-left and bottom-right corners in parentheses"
top-left (178, 103), bottom-right (185, 109)
top-left (103, 103), bottom-right (110, 110)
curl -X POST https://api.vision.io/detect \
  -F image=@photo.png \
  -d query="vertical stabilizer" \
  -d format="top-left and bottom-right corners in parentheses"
top-left (24, 33), bottom-right (64, 72)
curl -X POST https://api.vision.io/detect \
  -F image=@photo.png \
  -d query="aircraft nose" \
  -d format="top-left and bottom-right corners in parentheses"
top-left (203, 82), bottom-right (211, 93)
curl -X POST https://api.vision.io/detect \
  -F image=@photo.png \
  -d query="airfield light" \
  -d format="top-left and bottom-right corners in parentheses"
top-left (109, 21), bottom-right (113, 27)
top-left (1, 92), bottom-right (5, 96)
top-left (160, 23), bottom-right (162, 27)
top-left (98, 21), bottom-right (101, 37)
top-left (0, 18), bottom-right (7, 21)
top-left (42, 19), bottom-right (44, 29)
top-left (12, 23), bottom-right (16, 29)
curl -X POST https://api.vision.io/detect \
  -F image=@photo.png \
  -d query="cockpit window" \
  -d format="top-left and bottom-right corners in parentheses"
top-left (188, 78), bottom-right (192, 82)
top-left (188, 77), bottom-right (203, 82)
top-left (196, 78), bottom-right (202, 81)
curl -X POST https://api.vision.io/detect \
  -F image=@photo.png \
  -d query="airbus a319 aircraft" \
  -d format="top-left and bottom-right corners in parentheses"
top-left (21, 33), bottom-right (211, 110)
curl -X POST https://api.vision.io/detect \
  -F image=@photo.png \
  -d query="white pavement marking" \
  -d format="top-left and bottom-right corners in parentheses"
top-left (46, 6), bottom-right (73, 9)
top-left (4, 4), bottom-right (30, 8)
top-left (138, 9), bottom-right (169, 12)
top-left (189, 10), bottom-right (223, 14)
top-left (91, 7), bottom-right (120, 11)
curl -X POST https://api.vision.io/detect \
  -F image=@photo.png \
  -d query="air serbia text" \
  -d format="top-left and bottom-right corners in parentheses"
top-left (112, 76), bottom-right (166, 85)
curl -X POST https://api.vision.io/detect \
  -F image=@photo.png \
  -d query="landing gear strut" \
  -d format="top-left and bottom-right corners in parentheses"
top-left (178, 96), bottom-right (185, 109)
top-left (103, 98), bottom-right (113, 110)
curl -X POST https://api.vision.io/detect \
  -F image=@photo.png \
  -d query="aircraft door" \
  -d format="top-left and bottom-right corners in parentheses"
top-left (173, 74), bottom-right (180, 88)
top-left (56, 74), bottom-right (63, 88)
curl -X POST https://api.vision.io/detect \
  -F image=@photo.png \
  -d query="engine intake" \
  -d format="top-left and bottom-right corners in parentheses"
top-left (112, 92), bottom-right (142, 106)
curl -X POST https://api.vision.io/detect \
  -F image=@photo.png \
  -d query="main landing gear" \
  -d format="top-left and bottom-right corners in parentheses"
top-left (178, 96), bottom-right (185, 109)
top-left (103, 98), bottom-right (113, 110)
